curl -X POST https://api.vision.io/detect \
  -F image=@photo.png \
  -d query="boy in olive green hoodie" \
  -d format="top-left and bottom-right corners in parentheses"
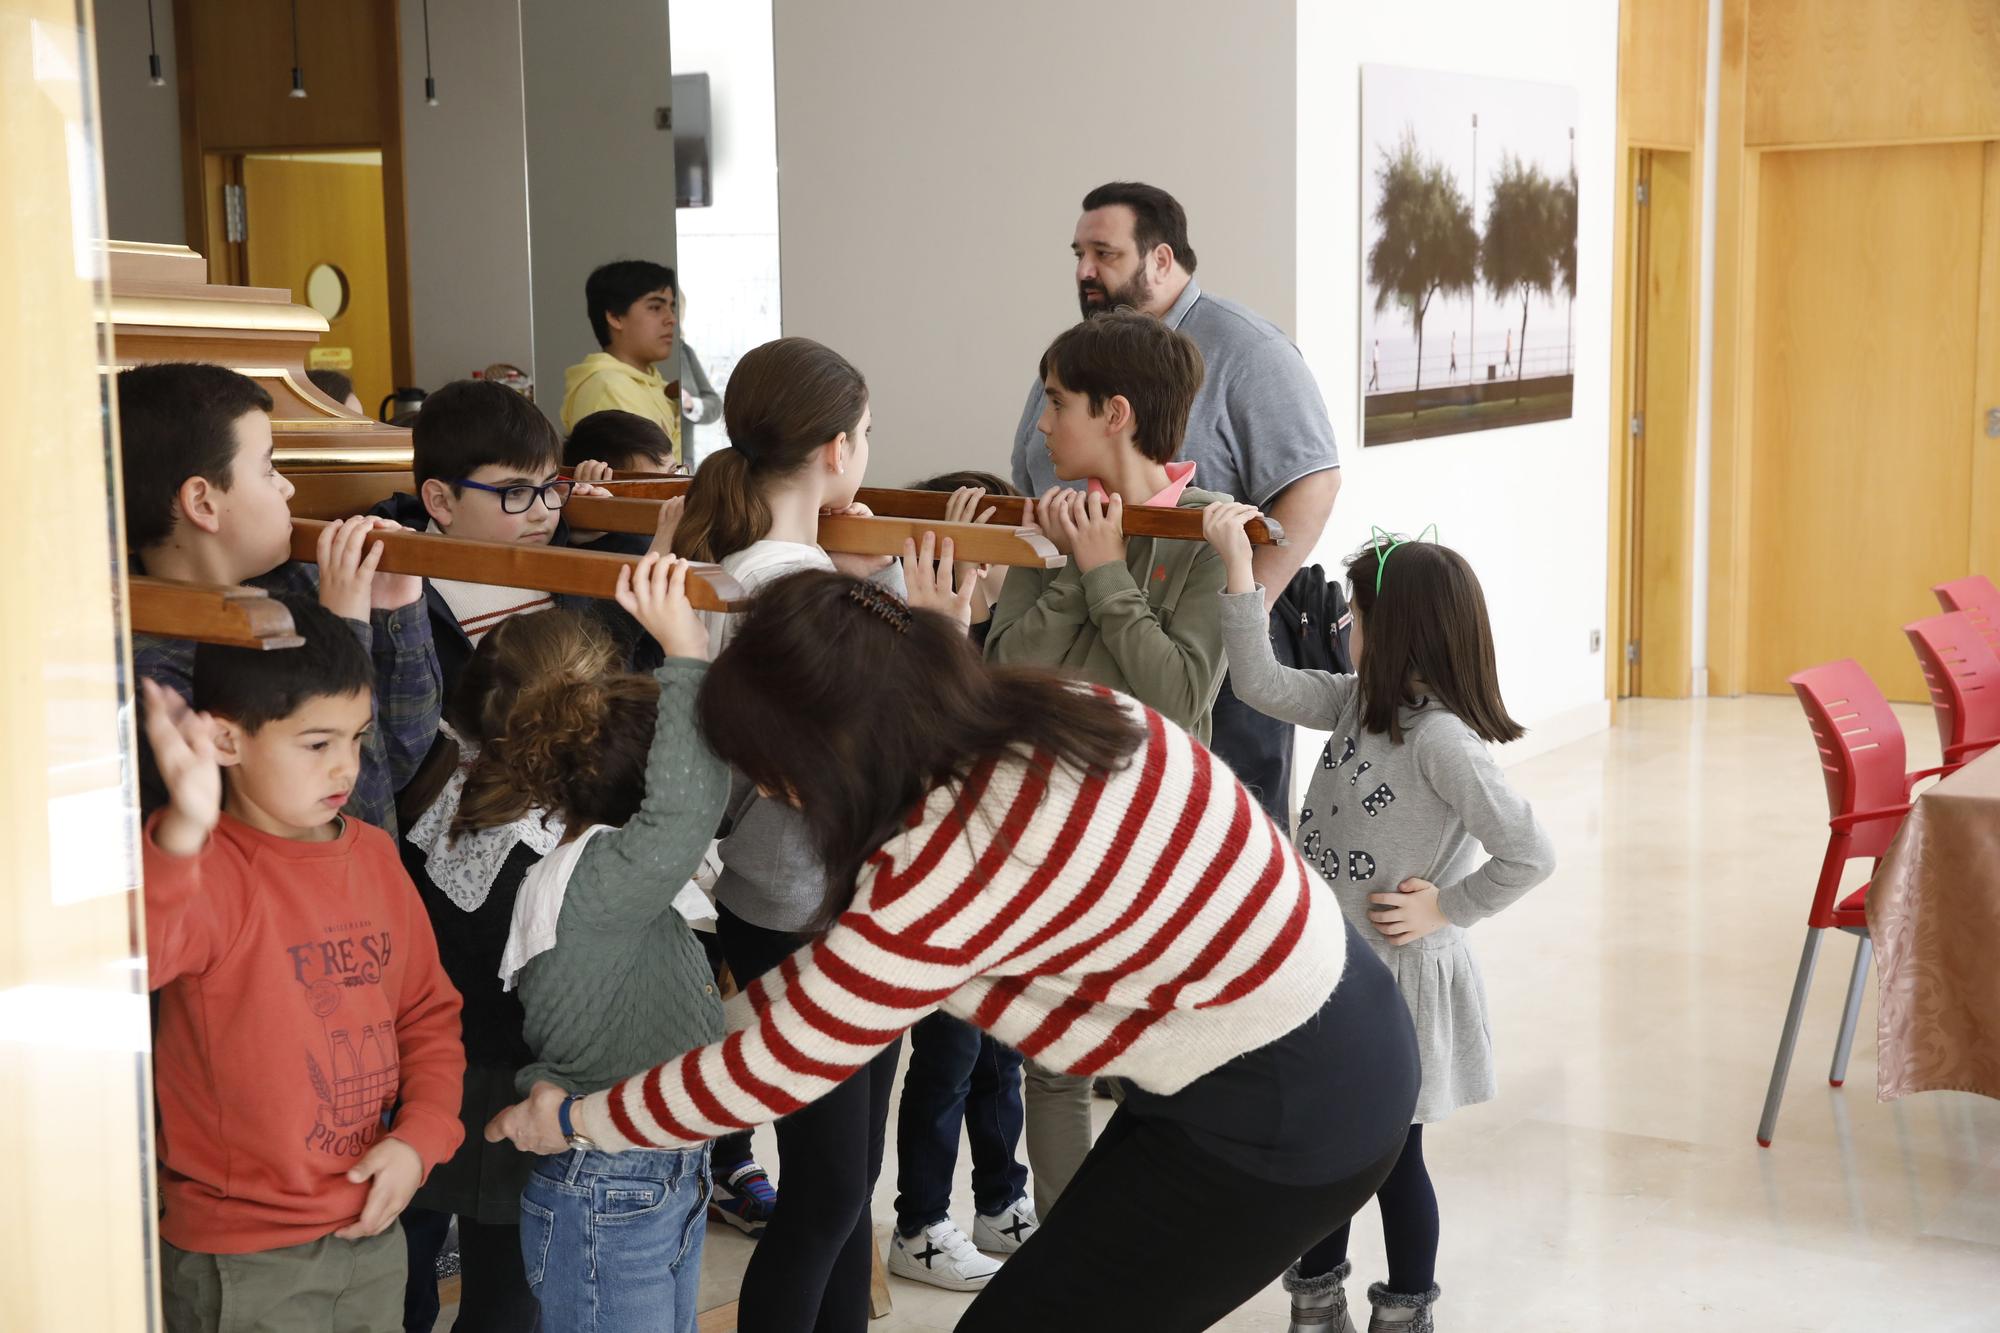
top-left (985, 307), bottom-right (1231, 1218)
top-left (986, 307), bottom-right (1229, 744)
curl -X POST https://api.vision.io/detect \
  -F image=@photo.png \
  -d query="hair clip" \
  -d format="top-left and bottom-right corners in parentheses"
top-left (1369, 523), bottom-right (1439, 596)
top-left (846, 581), bottom-right (913, 634)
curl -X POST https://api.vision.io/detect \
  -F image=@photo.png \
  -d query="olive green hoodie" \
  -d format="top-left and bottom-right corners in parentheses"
top-left (985, 485), bottom-right (1229, 742)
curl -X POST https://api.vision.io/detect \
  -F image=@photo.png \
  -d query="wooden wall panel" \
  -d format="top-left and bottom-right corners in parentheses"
top-left (1745, 0), bottom-right (2000, 147)
top-left (1745, 144), bottom-right (1984, 700)
top-left (183, 0), bottom-right (396, 150)
top-left (1622, 0), bottom-right (1709, 148)
top-left (1637, 152), bottom-right (1698, 696)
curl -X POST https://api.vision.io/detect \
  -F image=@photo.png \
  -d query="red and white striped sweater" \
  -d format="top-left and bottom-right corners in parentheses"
top-left (572, 693), bottom-right (1350, 1153)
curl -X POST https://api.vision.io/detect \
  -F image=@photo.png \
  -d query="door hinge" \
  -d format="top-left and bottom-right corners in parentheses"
top-left (223, 183), bottom-right (247, 243)
top-left (1625, 641), bottom-right (1640, 664)
top-left (1986, 407), bottom-right (2000, 439)
top-left (1629, 411), bottom-right (1644, 438)
top-left (1635, 181), bottom-right (1649, 205)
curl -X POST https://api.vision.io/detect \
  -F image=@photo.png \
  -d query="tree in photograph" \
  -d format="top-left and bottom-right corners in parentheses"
top-left (1367, 126), bottom-right (1478, 417)
top-left (1481, 153), bottom-right (1563, 402)
top-left (1556, 166), bottom-right (1578, 297)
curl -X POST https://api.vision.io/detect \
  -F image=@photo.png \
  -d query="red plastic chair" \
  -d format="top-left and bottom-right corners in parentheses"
top-left (1932, 575), bottom-right (2000, 652)
top-left (1758, 661), bottom-right (1950, 1146)
top-left (1905, 612), bottom-right (2000, 770)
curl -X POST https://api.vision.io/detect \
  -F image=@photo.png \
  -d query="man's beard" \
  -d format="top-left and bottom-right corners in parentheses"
top-left (1077, 268), bottom-right (1152, 319)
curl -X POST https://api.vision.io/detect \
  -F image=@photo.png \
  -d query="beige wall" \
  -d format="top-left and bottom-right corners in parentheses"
top-left (521, 0), bottom-right (679, 422)
top-left (771, 0), bottom-right (1298, 485)
top-left (94, 0), bottom-right (185, 243)
top-left (397, 0), bottom-right (536, 391)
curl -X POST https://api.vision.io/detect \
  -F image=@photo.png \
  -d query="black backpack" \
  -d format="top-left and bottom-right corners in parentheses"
top-left (1273, 564), bottom-right (1354, 675)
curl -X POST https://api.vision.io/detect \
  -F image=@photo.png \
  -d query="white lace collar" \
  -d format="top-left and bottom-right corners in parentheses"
top-left (405, 731), bottom-right (565, 912)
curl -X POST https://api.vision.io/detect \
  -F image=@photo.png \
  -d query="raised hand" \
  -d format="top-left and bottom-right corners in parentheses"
top-left (140, 677), bottom-right (223, 857)
top-left (646, 495), bottom-right (686, 558)
top-left (824, 501), bottom-right (896, 578)
top-left (1035, 487), bottom-right (1080, 557)
top-left (1201, 501), bottom-right (1264, 595)
top-left (941, 486), bottom-right (996, 590)
top-left (1069, 491), bottom-right (1127, 574)
top-left (316, 514), bottom-right (388, 622)
top-left (615, 553), bottom-right (710, 661)
top-left (901, 531), bottom-right (976, 630)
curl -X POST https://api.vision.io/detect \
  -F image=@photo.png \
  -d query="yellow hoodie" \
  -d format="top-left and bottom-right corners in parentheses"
top-left (561, 352), bottom-right (683, 458)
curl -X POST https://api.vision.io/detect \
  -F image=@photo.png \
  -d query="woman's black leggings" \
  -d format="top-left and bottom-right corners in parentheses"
top-left (1298, 1122), bottom-right (1439, 1294)
top-left (718, 906), bottom-right (902, 1333)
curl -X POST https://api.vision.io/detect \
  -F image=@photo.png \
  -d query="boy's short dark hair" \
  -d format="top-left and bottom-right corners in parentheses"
top-left (908, 470), bottom-right (1021, 498)
top-left (1081, 181), bottom-right (1198, 275)
top-left (306, 368), bottom-right (354, 406)
top-left (411, 378), bottom-right (563, 492)
top-left (564, 409), bottom-right (674, 471)
top-left (193, 595), bottom-right (374, 733)
top-left (586, 260), bottom-right (677, 348)
top-left (1037, 310), bottom-right (1206, 465)
top-left (117, 363), bottom-right (275, 550)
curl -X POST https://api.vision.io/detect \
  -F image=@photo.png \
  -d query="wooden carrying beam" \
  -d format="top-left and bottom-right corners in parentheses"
top-left (596, 476), bottom-right (1287, 547)
top-left (129, 577), bottom-right (306, 649)
top-left (561, 496), bottom-right (1065, 570)
top-left (284, 473), bottom-right (1065, 567)
top-left (287, 520), bottom-right (748, 612)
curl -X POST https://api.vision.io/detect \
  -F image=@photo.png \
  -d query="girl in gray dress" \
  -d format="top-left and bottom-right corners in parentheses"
top-left (1206, 509), bottom-right (1556, 1333)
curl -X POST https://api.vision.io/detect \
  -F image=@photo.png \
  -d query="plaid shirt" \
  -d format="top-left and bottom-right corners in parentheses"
top-left (133, 561), bottom-right (443, 837)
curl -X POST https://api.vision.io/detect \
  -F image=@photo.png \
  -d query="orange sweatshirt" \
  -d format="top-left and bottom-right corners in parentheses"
top-left (144, 811), bottom-right (466, 1254)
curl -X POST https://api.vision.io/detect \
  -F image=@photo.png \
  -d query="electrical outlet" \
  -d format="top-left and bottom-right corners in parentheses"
top-left (1589, 629), bottom-right (1603, 653)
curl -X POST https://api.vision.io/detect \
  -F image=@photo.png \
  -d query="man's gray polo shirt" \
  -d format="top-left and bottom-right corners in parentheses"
top-left (1009, 279), bottom-right (1340, 506)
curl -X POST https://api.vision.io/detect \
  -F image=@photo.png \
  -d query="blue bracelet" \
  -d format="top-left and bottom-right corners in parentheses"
top-left (558, 1095), bottom-right (578, 1142)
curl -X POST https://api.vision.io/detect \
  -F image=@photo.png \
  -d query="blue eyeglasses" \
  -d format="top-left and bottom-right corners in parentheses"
top-left (456, 477), bottom-right (575, 514)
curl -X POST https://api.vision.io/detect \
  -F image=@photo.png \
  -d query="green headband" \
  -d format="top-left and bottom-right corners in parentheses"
top-left (1369, 524), bottom-right (1439, 597)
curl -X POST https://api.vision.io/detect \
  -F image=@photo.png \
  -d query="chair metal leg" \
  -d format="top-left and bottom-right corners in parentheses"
top-left (1758, 929), bottom-right (1824, 1147)
top-left (1829, 933), bottom-right (1873, 1088)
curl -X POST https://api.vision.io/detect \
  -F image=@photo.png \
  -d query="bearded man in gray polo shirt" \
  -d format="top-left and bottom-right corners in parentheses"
top-left (1010, 180), bottom-right (1342, 825)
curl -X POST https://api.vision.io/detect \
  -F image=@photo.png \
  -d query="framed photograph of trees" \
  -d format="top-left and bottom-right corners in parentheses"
top-left (1361, 65), bottom-right (1578, 447)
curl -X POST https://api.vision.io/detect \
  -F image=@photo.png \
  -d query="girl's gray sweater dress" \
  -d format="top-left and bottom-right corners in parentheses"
top-left (1219, 588), bottom-right (1556, 1122)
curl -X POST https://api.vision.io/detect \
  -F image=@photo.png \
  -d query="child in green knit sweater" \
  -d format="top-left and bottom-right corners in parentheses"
top-left (471, 555), bottom-right (729, 1333)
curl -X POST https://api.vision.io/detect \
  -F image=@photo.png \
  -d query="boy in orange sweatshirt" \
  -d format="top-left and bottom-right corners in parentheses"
top-left (139, 595), bottom-right (465, 1331)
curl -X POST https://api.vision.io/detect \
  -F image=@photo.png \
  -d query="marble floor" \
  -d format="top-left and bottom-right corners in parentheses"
top-left (452, 697), bottom-right (2000, 1331)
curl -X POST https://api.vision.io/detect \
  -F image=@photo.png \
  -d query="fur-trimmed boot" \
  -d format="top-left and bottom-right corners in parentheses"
top-left (1282, 1260), bottom-right (1357, 1333)
top-left (1365, 1281), bottom-right (1442, 1333)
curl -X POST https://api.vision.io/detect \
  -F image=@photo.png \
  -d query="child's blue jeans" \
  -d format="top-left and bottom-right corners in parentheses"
top-left (519, 1141), bottom-right (711, 1332)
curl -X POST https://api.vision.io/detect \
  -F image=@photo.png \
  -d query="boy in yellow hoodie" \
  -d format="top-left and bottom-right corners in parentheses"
top-left (561, 260), bottom-right (682, 460)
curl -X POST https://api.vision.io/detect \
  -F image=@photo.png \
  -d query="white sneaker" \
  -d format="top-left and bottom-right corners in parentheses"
top-left (972, 1198), bottom-right (1039, 1254)
top-left (887, 1219), bottom-right (1003, 1291)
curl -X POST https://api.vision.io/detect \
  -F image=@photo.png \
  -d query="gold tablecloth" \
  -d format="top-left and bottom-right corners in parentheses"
top-left (1870, 748), bottom-right (2000, 1101)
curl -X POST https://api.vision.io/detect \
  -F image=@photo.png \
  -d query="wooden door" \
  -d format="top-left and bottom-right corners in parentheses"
top-left (1746, 142), bottom-right (1989, 700)
top-left (1623, 149), bottom-right (1697, 697)
top-left (241, 154), bottom-right (395, 415)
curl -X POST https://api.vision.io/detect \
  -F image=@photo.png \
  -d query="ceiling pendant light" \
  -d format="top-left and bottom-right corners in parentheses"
top-left (289, 0), bottom-right (307, 98)
top-left (422, 0), bottom-right (438, 105)
top-left (146, 0), bottom-right (164, 85)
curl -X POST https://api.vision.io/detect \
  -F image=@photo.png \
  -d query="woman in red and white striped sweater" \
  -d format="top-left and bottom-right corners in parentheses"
top-left (491, 558), bottom-right (1421, 1330)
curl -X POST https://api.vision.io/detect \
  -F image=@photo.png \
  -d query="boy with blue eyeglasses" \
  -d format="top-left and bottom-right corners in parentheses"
top-left (368, 378), bottom-right (673, 699)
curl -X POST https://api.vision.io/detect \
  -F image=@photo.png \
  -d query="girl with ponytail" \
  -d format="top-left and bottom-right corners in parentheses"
top-left (471, 555), bottom-right (734, 1332)
top-left (669, 336), bottom-right (918, 1330)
